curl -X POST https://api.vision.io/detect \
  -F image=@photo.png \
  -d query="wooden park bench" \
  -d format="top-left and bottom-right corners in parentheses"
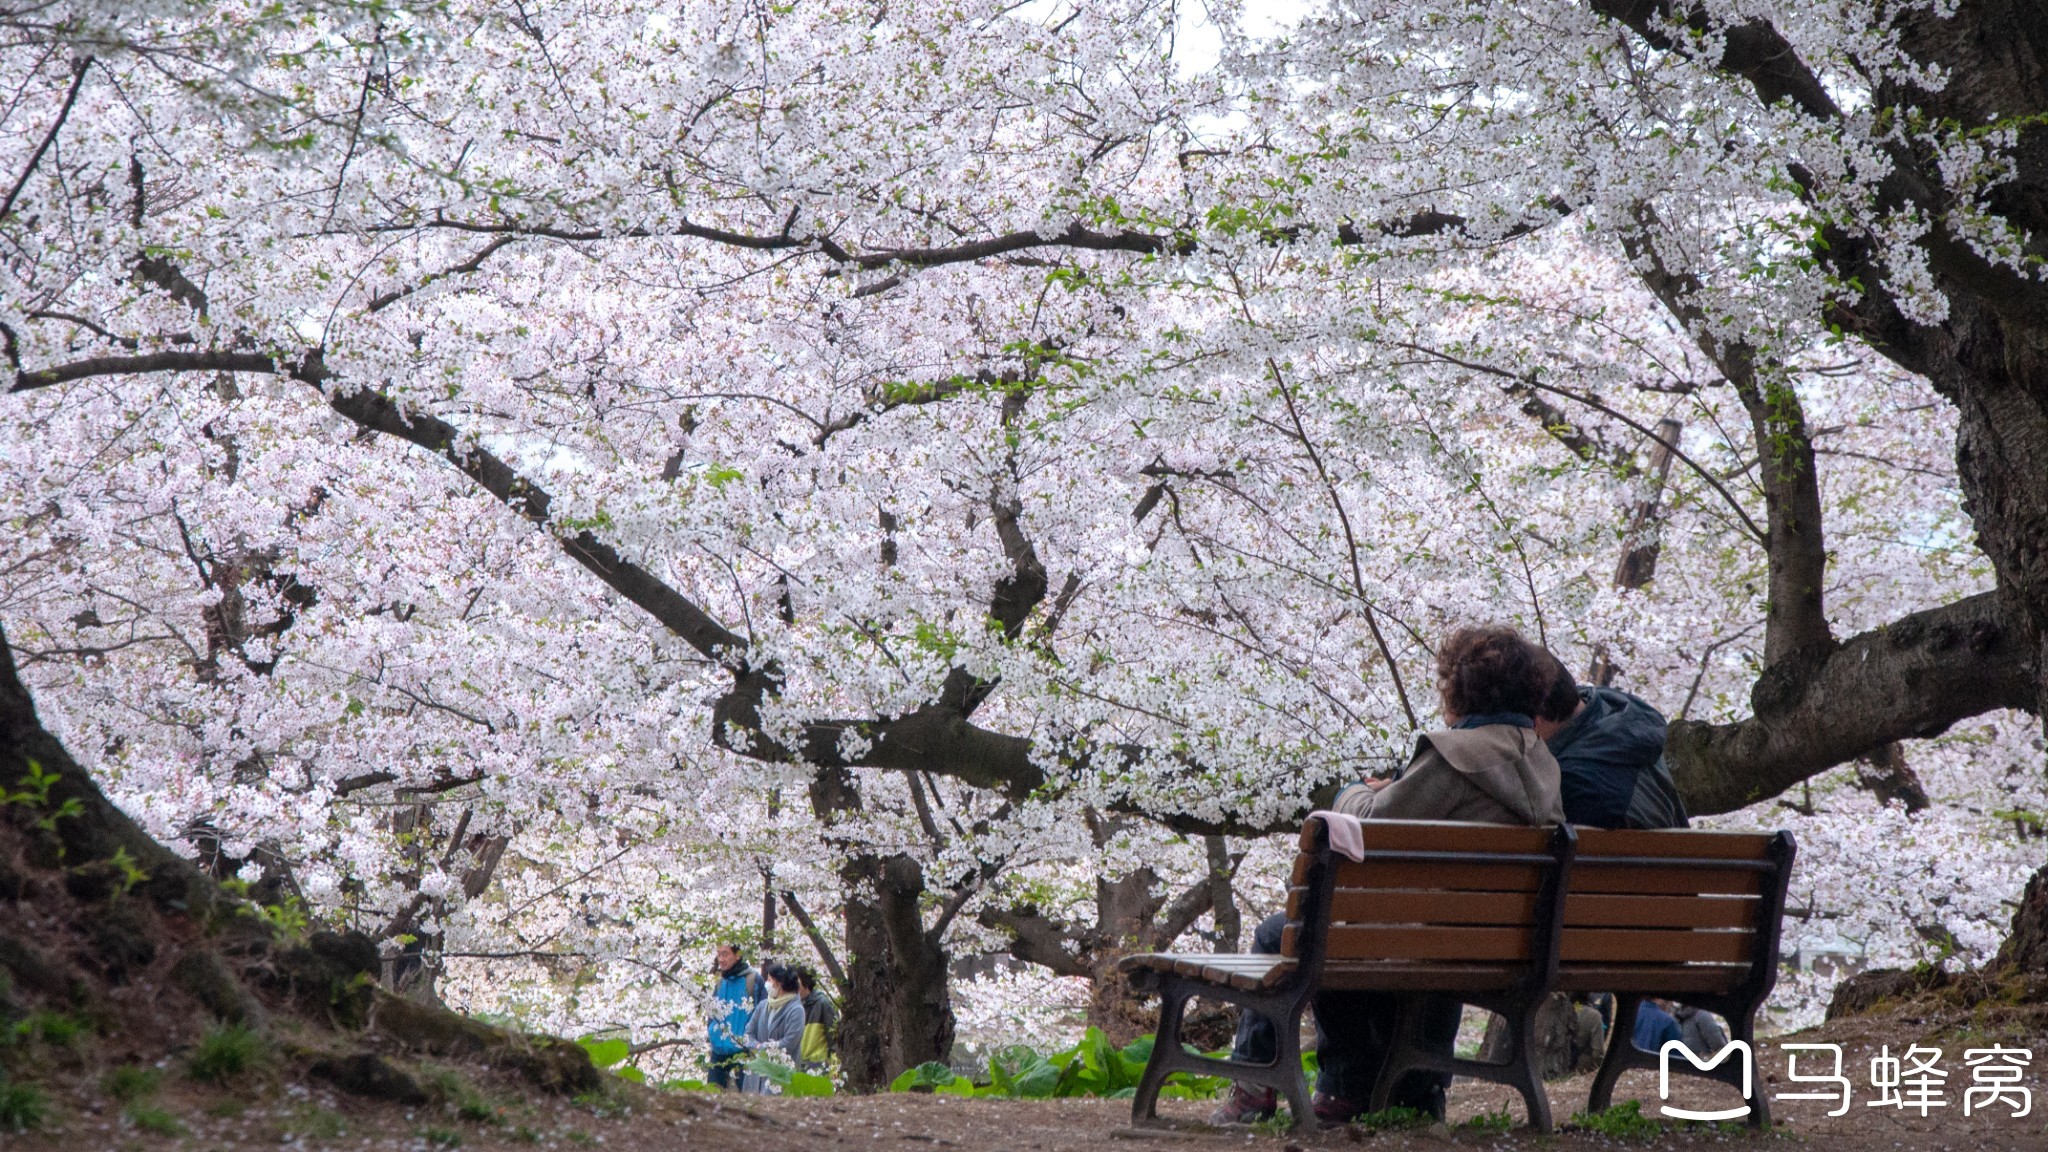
top-left (1121, 817), bottom-right (1578, 1130)
top-left (1564, 827), bottom-right (1797, 1127)
top-left (1119, 817), bottom-right (1796, 1132)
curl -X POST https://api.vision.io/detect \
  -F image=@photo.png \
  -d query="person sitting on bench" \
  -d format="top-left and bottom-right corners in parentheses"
top-left (1211, 625), bottom-right (1566, 1126)
top-left (1531, 651), bottom-right (1688, 831)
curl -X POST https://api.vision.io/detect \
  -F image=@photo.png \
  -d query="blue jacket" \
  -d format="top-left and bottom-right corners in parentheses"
top-left (1546, 686), bottom-right (1689, 830)
top-left (708, 961), bottom-right (762, 1057)
top-left (1633, 1000), bottom-right (1683, 1053)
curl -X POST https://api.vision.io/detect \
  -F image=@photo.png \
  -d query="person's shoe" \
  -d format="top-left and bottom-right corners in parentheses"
top-left (1390, 1081), bottom-right (1448, 1122)
top-left (1208, 1084), bottom-right (1277, 1125)
top-left (1311, 1091), bottom-right (1364, 1126)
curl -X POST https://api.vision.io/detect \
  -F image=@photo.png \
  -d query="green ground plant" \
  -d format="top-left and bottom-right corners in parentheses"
top-left (0, 1076), bottom-right (50, 1131)
top-left (575, 1036), bottom-right (648, 1084)
top-left (8, 1009), bottom-right (85, 1047)
top-left (1570, 1100), bottom-right (1666, 1139)
top-left (1459, 1106), bottom-right (1516, 1133)
top-left (102, 1064), bottom-right (162, 1103)
top-left (283, 1104), bottom-right (349, 1140)
top-left (1350, 1105), bottom-right (1433, 1131)
top-left (127, 1104), bottom-right (186, 1136)
top-left (186, 1023), bottom-right (266, 1084)
top-left (885, 1028), bottom-right (1242, 1101)
top-left (426, 1066), bottom-right (501, 1123)
top-left (740, 1051), bottom-right (836, 1097)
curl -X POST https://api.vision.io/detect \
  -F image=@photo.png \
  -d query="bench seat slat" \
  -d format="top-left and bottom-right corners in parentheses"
top-left (1121, 954), bottom-right (1295, 990)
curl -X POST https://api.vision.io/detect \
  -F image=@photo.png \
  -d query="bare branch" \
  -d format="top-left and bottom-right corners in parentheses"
top-left (779, 889), bottom-right (848, 993)
top-left (0, 56), bottom-right (89, 222)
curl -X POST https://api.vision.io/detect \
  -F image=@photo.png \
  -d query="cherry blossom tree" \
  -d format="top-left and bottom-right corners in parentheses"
top-left (3, 0), bottom-right (2046, 1084)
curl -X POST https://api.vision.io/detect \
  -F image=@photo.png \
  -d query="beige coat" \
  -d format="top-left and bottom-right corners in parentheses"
top-left (1331, 724), bottom-right (1564, 826)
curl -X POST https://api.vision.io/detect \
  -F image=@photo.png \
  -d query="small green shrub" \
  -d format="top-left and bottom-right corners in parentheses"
top-left (740, 1052), bottom-right (834, 1097)
top-left (127, 1104), bottom-right (186, 1136)
top-left (1249, 1113), bottom-right (1295, 1137)
top-left (1571, 1100), bottom-right (1665, 1139)
top-left (9, 1010), bottom-right (85, 1047)
top-left (1460, 1107), bottom-right (1515, 1133)
top-left (103, 1064), bottom-right (162, 1103)
top-left (279, 1103), bottom-right (348, 1139)
top-left (883, 1028), bottom-right (1226, 1101)
top-left (187, 1023), bottom-right (265, 1084)
top-left (426, 1066), bottom-right (499, 1122)
top-left (421, 1124), bottom-right (463, 1148)
top-left (0, 1078), bottom-right (50, 1131)
top-left (1352, 1105), bottom-right (1433, 1131)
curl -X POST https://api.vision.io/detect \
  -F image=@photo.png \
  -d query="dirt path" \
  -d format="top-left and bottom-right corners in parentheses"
top-left (10, 1046), bottom-right (2042, 1152)
top-left (9, 989), bottom-right (2044, 1152)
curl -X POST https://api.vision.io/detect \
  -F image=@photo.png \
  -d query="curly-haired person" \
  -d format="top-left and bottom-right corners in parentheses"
top-left (1212, 625), bottom-right (1565, 1126)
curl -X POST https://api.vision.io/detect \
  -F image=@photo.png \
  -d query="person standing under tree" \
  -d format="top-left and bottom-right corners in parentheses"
top-left (738, 963), bottom-right (808, 1093)
top-left (706, 942), bottom-right (762, 1090)
top-left (796, 968), bottom-right (839, 1071)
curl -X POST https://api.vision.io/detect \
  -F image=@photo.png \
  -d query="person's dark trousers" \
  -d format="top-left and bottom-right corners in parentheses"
top-left (1311, 990), bottom-right (1460, 1109)
top-left (1230, 912), bottom-right (1458, 1109)
top-left (706, 1052), bottom-right (743, 1090)
top-left (1227, 913), bottom-right (1291, 1064)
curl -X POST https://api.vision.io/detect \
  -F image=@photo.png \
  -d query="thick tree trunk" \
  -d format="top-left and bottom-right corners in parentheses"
top-left (836, 851), bottom-right (954, 1090)
top-left (805, 762), bottom-right (955, 1091)
top-left (1995, 863), bottom-right (2048, 976)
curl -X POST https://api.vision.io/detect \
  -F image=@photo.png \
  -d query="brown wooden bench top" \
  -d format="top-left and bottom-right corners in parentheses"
top-left (1120, 817), bottom-right (1796, 1134)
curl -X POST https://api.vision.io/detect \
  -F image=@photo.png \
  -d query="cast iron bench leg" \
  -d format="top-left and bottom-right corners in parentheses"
top-left (1587, 994), bottom-right (1641, 1115)
top-left (1129, 976), bottom-right (1312, 1130)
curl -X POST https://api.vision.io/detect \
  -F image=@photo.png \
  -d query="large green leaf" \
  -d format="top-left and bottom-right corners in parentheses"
top-left (576, 1036), bottom-right (631, 1070)
top-left (888, 1061), bottom-right (959, 1093)
top-left (786, 1070), bottom-right (836, 1097)
top-left (741, 1052), bottom-right (797, 1088)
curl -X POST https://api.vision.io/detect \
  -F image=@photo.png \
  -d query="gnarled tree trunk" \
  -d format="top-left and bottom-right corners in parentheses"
top-left (836, 851), bottom-right (955, 1090)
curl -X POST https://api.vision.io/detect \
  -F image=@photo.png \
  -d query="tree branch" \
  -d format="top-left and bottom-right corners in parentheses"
top-left (974, 904), bottom-right (1090, 978)
top-left (779, 889), bottom-right (848, 994)
top-left (0, 57), bottom-right (90, 223)
top-left (1151, 872), bottom-right (1216, 951)
top-left (1622, 206), bottom-right (1833, 662)
top-left (1668, 590), bottom-right (2038, 814)
top-left (1587, 2), bottom-right (1840, 120)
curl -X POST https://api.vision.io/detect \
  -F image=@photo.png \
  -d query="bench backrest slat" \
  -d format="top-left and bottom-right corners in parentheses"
top-left (1285, 924), bottom-right (1536, 962)
top-left (1307, 889), bottom-right (1541, 926)
top-left (1564, 864), bottom-right (1765, 896)
top-left (1560, 927), bottom-right (1753, 964)
top-left (1279, 820), bottom-right (1574, 986)
top-left (1564, 892), bottom-right (1755, 929)
top-left (1556, 828), bottom-right (1796, 1000)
